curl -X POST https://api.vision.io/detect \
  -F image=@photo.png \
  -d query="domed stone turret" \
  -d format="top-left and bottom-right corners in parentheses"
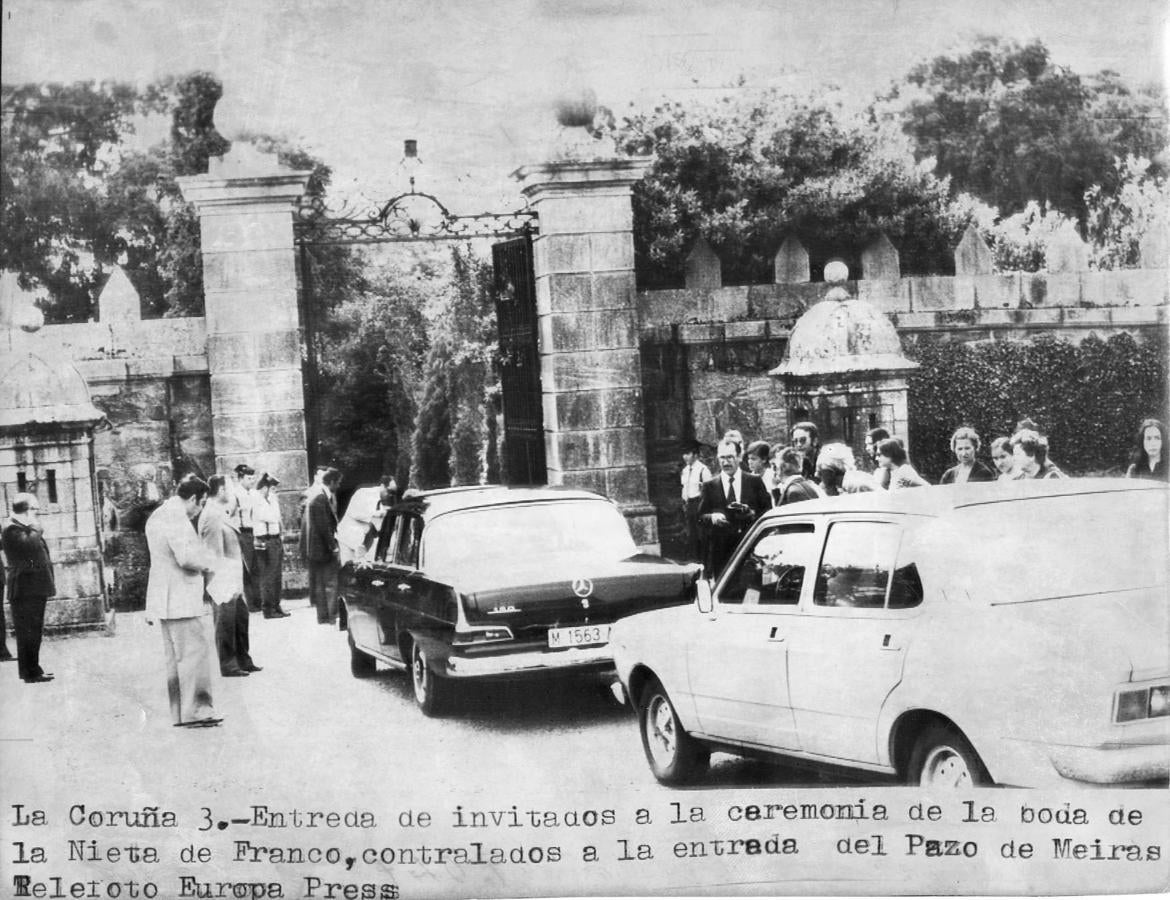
top-left (769, 265), bottom-right (915, 378)
top-left (0, 351), bottom-right (103, 429)
top-left (767, 262), bottom-right (916, 462)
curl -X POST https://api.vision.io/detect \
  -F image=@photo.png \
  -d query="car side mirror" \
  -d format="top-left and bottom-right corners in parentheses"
top-left (695, 578), bottom-right (714, 615)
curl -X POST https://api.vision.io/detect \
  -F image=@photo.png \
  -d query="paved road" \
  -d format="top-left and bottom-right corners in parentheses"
top-left (2, 600), bottom-right (875, 799)
top-left (1, 602), bottom-right (891, 899)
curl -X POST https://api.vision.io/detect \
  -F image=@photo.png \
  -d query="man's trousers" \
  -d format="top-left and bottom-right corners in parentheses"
top-left (308, 559), bottom-right (339, 624)
top-left (237, 531), bottom-right (262, 612)
top-left (159, 614), bottom-right (215, 724)
top-left (255, 538), bottom-right (284, 614)
top-left (212, 595), bottom-right (253, 674)
top-left (10, 593), bottom-right (48, 680)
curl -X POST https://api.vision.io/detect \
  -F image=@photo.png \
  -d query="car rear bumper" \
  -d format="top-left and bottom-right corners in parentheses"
top-left (444, 644), bottom-right (614, 678)
top-left (1048, 743), bottom-right (1170, 786)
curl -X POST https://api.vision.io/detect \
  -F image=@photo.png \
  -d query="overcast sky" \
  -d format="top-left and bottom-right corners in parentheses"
top-left (3, 0), bottom-right (1167, 210)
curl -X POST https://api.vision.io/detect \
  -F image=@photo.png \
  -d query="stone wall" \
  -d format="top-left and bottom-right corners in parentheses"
top-left (16, 308), bottom-right (309, 610)
top-left (14, 318), bottom-right (214, 608)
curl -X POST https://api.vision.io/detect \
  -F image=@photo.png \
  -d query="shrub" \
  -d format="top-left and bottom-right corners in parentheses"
top-left (906, 332), bottom-right (1166, 481)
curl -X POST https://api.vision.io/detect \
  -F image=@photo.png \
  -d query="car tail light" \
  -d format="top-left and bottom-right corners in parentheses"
top-left (452, 625), bottom-right (513, 646)
top-left (1114, 685), bottom-right (1170, 723)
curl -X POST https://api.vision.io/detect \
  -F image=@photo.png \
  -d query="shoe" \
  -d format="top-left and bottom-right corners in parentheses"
top-left (263, 612), bottom-right (279, 618)
top-left (220, 670), bottom-right (249, 677)
top-left (272, 609), bottom-right (291, 618)
top-left (22, 674), bottom-right (54, 683)
top-left (0, 650), bottom-right (14, 662)
top-left (243, 664), bottom-right (263, 673)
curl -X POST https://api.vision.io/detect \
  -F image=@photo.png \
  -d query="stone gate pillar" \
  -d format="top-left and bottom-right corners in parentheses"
top-left (177, 149), bottom-right (313, 523)
top-left (512, 152), bottom-right (659, 550)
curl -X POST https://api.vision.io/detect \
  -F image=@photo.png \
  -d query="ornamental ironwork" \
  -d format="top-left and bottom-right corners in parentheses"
top-left (294, 189), bottom-right (538, 245)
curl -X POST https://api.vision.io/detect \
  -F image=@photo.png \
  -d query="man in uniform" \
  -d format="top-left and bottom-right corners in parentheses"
top-left (2, 493), bottom-right (55, 683)
top-left (679, 441), bottom-right (711, 562)
top-left (230, 464), bottom-right (261, 613)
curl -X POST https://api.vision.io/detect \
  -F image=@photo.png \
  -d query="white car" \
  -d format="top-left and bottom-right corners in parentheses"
top-left (611, 478), bottom-right (1169, 788)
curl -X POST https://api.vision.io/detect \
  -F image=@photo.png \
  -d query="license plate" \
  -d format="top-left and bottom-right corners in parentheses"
top-left (547, 624), bottom-right (610, 649)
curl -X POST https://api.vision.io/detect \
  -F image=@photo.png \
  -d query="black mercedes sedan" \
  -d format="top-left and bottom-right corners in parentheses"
top-left (338, 485), bottom-right (701, 715)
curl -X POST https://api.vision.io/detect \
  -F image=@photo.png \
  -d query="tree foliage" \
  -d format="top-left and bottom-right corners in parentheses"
top-left (887, 37), bottom-right (1167, 223)
top-left (409, 246), bottom-right (497, 489)
top-left (1, 73), bottom-right (229, 321)
top-left (609, 86), bottom-right (980, 287)
top-left (1084, 155), bottom-right (1170, 270)
top-left (312, 255), bottom-right (430, 491)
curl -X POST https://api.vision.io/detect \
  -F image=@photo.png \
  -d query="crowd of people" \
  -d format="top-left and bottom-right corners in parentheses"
top-left (0, 462), bottom-right (350, 731)
top-left (0, 414), bottom-right (1164, 714)
top-left (680, 416), bottom-right (1167, 572)
top-left (134, 462), bottom-right (350, 727)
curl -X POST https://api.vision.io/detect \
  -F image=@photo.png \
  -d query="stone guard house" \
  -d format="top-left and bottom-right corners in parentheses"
top-left (1, 311), bottom-right (107, 631)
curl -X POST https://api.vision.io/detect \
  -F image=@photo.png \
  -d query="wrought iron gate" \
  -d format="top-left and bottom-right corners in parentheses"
top-left (492, 236), bottom-right (546, 485)
top-left (293, 184), bottom-right (540, 482)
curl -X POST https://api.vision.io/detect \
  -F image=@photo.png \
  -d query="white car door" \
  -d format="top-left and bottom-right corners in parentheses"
top-left (685, 522), bottom-right (819, 751)
top-left (786, 518), bottom-right (923, 764)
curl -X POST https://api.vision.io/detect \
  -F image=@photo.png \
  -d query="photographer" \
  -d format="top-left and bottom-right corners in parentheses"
top-left (697, 440), bottom-right (771, 578)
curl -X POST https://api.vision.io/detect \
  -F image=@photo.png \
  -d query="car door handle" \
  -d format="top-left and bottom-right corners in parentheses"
top-left (370, 579), bottom-right (385, 587)
top-left (767, 626), bottom-right (785, 642)
top-left (881, 633), bottom-right (901, 650)
top-left (397, 583), bottom-right (412, 592)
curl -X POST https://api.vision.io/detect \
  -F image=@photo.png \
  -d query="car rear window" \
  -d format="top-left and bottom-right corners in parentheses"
top-left (421, 499), bottom-right (637, 585)
top-left (939, 491), bottom-right (1168, 604)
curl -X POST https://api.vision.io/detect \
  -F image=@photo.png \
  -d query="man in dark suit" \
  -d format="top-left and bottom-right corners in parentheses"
top-left (2, 493), bottom-right (55, 683)
top-left (697, 441), bottom-right (771, 578)
top-left (305, 467), bottom-right (342, 625)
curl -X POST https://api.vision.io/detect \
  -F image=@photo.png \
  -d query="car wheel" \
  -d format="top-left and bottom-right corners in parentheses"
top-left (638, 677), bottom-right (709, 785)
top-left (348, 631), bottom-right (376, 679)
top-left (410, 640), bottom-right (449, 717)
top-left (908, 723), bottom-right (990, 788)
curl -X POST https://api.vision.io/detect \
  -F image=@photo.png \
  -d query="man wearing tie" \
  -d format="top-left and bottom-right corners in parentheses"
top-left (679, 441), bottom-right (711, 563)
top-left (697, 440), bottom-right (771, 578)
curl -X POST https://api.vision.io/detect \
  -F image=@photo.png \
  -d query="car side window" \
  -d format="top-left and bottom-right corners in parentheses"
top-left (394, 516), bottom-right (423, 569)
top-left (813, 521), bottom-right (902, 609)
top-left (720, 524), bottom-right (816, 606)
top-left (373, 513), bottom-right (398, 563)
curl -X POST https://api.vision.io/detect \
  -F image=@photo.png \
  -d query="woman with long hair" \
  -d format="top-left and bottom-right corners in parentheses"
top-left (1125, 418), bottom-right (1167, 480)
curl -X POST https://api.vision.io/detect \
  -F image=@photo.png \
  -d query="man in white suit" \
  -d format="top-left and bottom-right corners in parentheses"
top-left (145, 476), bottom-right (219, 728)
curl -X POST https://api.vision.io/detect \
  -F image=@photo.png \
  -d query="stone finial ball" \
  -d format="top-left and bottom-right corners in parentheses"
top-left (554, 88), bottom-right (598, 128)
top-left (17, 302), bottom-right (45, 333)
top-left (824, 260), bottom-right (849, 284)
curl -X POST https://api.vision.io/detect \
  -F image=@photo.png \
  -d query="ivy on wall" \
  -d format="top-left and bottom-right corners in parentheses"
top-left (905, 332), bottom-right (1167, 481)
